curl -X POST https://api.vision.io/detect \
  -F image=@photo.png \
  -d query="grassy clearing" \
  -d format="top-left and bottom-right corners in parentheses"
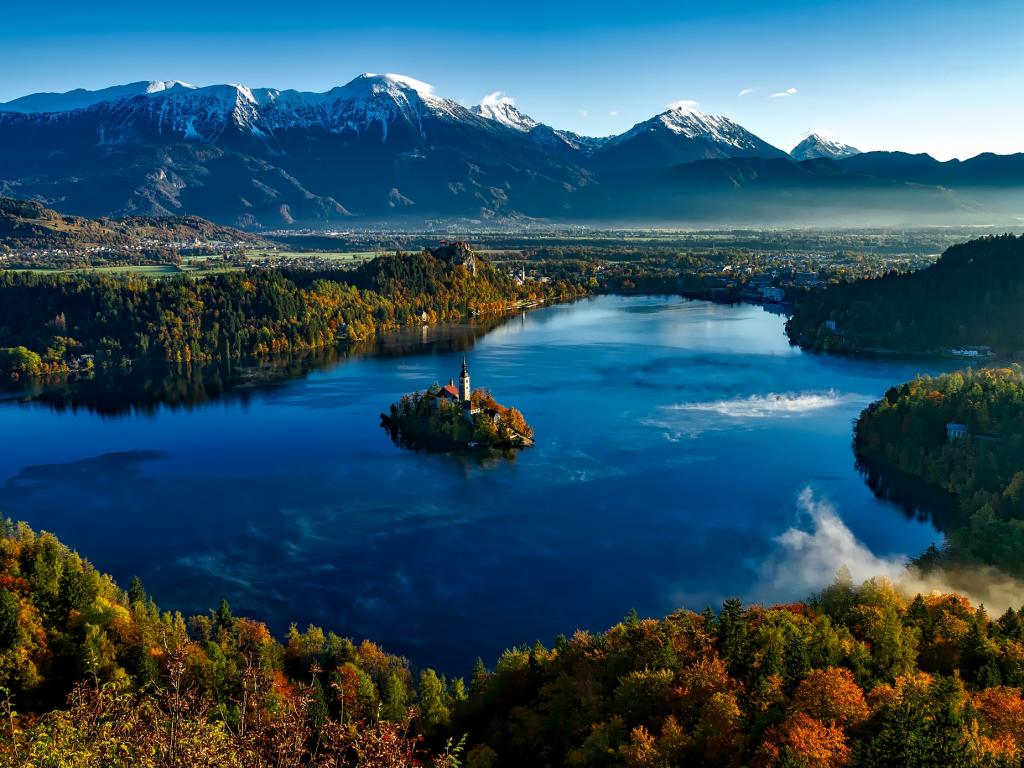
top-left (10, 264), bottom-right (186, 276)
top-left (243, 249), bottom-right (378, 263)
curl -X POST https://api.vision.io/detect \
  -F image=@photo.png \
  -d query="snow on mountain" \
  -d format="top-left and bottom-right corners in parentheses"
top-left (472, 92), bottom-right (539, 132)
top-left (0, 73), bottom-right (484, 144)
top-left (610, 103), bottom-right (778, 154)
top-left (0, 81), bottom-right (197, 113)
top-left (791, 132), bottom-right (861, 161)
top-left (296, 73), bottom-right (468, 139)
top-left (0, 75), bottom-right (784, 158)
top-left (88, 83), bottom-right (263, 144)
top-left (0, 74), bottom-right (996, 227)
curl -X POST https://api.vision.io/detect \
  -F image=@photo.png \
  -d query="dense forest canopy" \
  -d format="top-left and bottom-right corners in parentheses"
top-left (4, 522), bottom-right (1024, 766)
top-left (786, 234), bottom-right (1024, 355)
top-left (855, 367), bottom-right (1024, 577)
top-left (0, 246), bottom-right (583, 378)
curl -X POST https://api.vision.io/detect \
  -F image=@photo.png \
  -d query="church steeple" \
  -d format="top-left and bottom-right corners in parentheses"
top-left (459, 356), bottom-right (471, 402)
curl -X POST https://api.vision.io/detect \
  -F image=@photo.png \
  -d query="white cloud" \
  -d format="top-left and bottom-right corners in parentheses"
top-left (608, 110), bottom-right (619, 118)
top-left (665, 390), bottom-right (845, 419)
top-left (752, 487), bottom-right (1024, 614)
top-left (666, 99), bottom-right (699, 111)
top-left (738, 88), bottom-right (755, 97)
top-left (578, 109), bottom-right (589, 118)
top-left (771, 87), bottom-right (798, 98)
top-left (643, 390), bottom-right (853, 442)
top-left (481, 90), bottom-right (515, 108)
top-left (755, 488), bottom-right (907, 601)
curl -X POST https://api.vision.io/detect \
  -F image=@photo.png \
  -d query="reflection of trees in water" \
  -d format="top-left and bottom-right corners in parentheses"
top-left (8, 314), bottom-right (512, 418)
top-left (856, 455), bottom-right (964, 534)
top-left (379, 414), bottom-right (518, 468)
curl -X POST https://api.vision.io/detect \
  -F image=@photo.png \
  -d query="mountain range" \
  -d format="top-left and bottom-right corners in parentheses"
top-left (1, 73), bottom-right (1022, 228)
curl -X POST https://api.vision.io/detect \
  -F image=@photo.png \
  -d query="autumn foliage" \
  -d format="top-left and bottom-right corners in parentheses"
top-left (4, 522), bottom-right (1024, 767)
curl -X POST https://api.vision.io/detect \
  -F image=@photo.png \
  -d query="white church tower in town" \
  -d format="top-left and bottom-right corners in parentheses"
top-left (459, 356), bottom-right (471, 403)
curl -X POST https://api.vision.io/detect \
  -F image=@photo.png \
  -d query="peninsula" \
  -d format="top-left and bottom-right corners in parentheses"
top-left (381, 357), bottom-right (534, 451)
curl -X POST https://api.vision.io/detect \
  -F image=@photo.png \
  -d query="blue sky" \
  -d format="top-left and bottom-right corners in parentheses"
top-left (2, 0), bottom-right (1022, 159)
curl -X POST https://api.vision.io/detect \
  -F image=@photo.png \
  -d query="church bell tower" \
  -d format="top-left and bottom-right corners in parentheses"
top-left (459, 356), bottom-right (471, 403)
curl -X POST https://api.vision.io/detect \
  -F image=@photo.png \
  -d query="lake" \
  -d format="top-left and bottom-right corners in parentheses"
top-left (0, 295), bottom-right (948, 673)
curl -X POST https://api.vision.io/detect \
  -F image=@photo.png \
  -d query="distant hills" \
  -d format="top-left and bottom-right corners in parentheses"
top-left (0, 196), bottom-right (259, 252)
top-left (1, 73), bottom-right (1022, 228)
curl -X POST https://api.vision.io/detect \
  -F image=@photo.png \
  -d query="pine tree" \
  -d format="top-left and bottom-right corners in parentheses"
top-left (381, 672), bottom-right (408, 722)
top-left (128, 576), bottom-right (147, 606)
top-left (471, 657), bottom-right (489, 694)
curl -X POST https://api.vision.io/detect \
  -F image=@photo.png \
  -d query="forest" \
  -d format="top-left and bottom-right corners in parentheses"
top-left (4, 521), bottom-right (1024, 767)
top-left (0, 245), bottom-right (583, 379)
top-left (785, 234), bottom-right (1024, 356)
top-left (854, 367), bottom-right (1024, 577)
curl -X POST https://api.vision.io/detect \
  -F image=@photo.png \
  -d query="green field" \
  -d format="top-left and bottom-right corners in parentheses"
top-left (5, 250), bottom-right (379, 278)
top-left (11, 264), bottom-right (188, 276)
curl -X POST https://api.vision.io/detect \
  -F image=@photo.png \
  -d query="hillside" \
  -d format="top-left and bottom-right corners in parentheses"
top-left (0, 243), bottom-right (584, 378)
top-left (5, 520), bottom-right (1024, 766)
top-left (0, 196), bottom-right (260, 254)
top-left (855, 368), bottom-right (1024, 577)
top-left (786, 234), bottom-right (1024, 355)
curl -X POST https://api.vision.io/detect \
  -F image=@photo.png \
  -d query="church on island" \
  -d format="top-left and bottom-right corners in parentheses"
top-left (433, 356), bottom-right (484, 417)
top-left (382, 356), bottom-right (533, 451)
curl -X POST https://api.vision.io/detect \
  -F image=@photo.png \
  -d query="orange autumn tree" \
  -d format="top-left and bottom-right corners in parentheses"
top-left (756, 712), bottom-right (851, 768)
top-left (791, 667), bottom-right (870, 728)
top-left (973, 686), bottom-right (1024, 761)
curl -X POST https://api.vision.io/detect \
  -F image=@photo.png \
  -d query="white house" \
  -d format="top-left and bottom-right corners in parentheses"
top-left (946, 422), bottom-right (968, 441)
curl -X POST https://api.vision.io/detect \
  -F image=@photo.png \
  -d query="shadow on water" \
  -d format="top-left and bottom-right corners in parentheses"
top-left (856, 455), bottom-right (965, 535)
top-left (2, 314), bottom-right (513, 418)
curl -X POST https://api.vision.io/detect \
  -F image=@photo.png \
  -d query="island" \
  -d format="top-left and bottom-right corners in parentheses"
top-left (381, 356), bottom-right (534, 451)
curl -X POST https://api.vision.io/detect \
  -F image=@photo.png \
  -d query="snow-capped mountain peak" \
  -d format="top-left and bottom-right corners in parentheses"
top-left (335, 73), bottom-right (455, 113)
top-left (790, 132), bottom-right (861, 161)
top-left (472, 92), bottom-right (539, 132)
top-left (657, 105), bottom-right (751, 148)
top-left (606, 102), bottom-right (778, 156)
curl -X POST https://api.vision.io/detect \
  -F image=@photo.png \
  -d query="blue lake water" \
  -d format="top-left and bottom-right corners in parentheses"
top-left (0, 295), bottom-right (949, 673)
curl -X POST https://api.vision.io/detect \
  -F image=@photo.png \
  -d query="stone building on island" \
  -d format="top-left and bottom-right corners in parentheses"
top-left (433, 356), bottom-right (482, 416)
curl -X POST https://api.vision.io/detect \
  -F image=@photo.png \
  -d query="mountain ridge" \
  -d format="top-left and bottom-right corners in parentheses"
top-left (1, 73), bottom-right (1022, 227)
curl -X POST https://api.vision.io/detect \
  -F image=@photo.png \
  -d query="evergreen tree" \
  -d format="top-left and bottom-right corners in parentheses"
top-left (381, 672), bottom-right (408, 722)
top-left (418, 668), bottom-right (450, 730)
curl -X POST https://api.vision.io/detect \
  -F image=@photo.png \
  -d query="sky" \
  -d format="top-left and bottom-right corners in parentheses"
top-left (2, 0), bottom-right (1022, 160)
